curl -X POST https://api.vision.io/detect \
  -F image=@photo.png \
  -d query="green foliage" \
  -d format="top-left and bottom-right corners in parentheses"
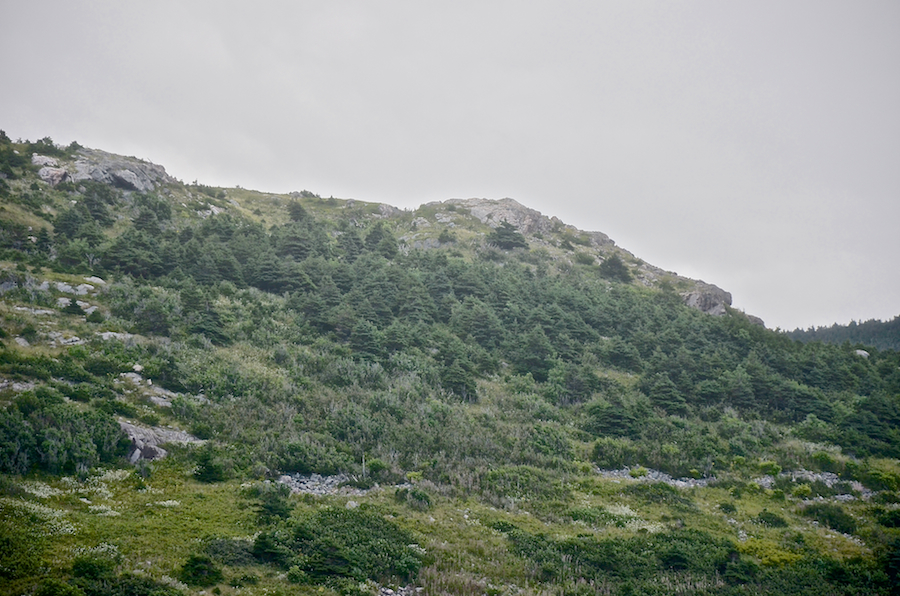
top-left (598, 253), bottom-right (632, 282)
top-left (179, 554), bottom-right (223, 587)
top-left (395, 486), bottom-right (432, 511)
top-left (0, 516), bottom-right (45, 579)
top-left (800, 502), bottom-right (857, 534)
top-left (34, 579), bottom-right (85, 596)
top-left (194, 444), bottom-right (228, 483)
top-left (754, 509), bottom-right (789, 527)
top-left (250, 482), bottom-right (293, 524)
top-left (265, 506), bottom-right (425, 582)
top-left (486, 221), bottom-right (527, 250)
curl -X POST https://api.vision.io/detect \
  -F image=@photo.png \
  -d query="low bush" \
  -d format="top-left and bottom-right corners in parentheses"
top-left (801, 503), bottom-right (857, 534)
top-left (179, 554), bottom-right (223, 587)
top-left (754, 509), bottom-right (789, 527)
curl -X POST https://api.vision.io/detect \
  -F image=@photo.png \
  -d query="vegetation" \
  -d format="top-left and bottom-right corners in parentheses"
top-left (1, 133), bottom-right (899, 595)
top-left (787, 316), bottom-right (900, 351)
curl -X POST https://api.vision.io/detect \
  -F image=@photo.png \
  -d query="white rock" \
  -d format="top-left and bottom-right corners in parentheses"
top-left (38, 166), bottom-right (68, 186)
top-left (32, 154), bottom-right (58, 167)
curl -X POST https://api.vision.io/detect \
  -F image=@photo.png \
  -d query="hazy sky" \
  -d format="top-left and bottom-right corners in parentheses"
top-left (2, 1), bottom-right (898, 330)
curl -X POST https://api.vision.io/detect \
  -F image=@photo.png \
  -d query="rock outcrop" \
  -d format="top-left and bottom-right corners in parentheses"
top-left (119, 421), bottom-right (201, 463)
top-left (71, 148), bottom-right (175, 191)
top-left (681, 281), bottom-right (733, 317)
top-left (32, 147), bottom-right (175, 191)
top-left (443, 198), bottom-right (615, 247)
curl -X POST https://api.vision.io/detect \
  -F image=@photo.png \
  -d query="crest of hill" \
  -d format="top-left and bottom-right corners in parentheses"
top-left (24, 142), bottom-right (743, 323)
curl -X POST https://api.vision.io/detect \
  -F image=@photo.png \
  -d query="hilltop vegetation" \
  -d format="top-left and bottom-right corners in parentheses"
top-left (2, 134), bottom-right (900, 595)
top-left (788, 316), bottom-right (900, 352)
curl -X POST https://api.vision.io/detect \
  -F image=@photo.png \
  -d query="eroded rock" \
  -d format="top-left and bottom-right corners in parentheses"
top-left (119, 421), bottom-right (201, 462)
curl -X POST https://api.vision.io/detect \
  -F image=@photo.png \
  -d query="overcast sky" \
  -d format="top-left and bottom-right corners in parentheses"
top-left (2, 1), bottom-right (898, 330)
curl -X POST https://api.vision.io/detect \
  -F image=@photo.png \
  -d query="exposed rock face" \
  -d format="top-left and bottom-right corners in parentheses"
top-left (681, 282), bottom-right (732, 316)
top-left (31, 154), bottom-right (59, 167)
top-left (444, 198), bottom-right (615, 247)
top-left (37, 166), bottom-right (69, 186)
top-left (70, 148), bottom-right (175, 191)
top-left (31, 148), bottom-right (175, 190)
top-left (119, 421), bottom-right (201, 463)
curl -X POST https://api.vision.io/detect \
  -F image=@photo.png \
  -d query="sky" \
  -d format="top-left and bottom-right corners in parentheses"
top-left (2, 1), bottom-right (898, 331)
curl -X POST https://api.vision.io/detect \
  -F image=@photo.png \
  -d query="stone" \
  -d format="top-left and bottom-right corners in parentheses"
top-left (31, 154), bottom-right (58, 167)
top-left (74, 283), bottom-right (94, 295)
top-left (111, 169), bottom-right (144, 191)
top-left (84, 276), bottom-right (106, 285)
top-left (38, 166), bottom-right (69, 186)
top-left (681, 282), bottom-right (733, 317)
top-left (119, 421), bottom-right (201, 463)
top-left (56, 282), bottom-right (75, 293)
top-left (70, 147), bottom-right (175, 192)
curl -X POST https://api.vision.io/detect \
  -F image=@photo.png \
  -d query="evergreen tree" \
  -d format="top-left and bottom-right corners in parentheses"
top-left (487, 220), bottom-right (528, 250)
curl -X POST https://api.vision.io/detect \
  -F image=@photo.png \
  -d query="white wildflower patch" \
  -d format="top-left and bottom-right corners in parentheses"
top-left (160, 576), bottom-right (189, 591)
top-left (73, 543), bottom-right (120, 559)
top-left (89, 504), bottom-right (121, 517)
top-left (95, 468), bottom-right (132, 483)
top-left (606, 504), bottom-right (638, 518)
top-left (624, 518), bottom-right (664, 533)
top-left (20, 481), bottom-right (64, 499)
top-left (1, 497), bottom-right (77, 535)
top-left (154, 500), bottom-right (180, 507)
top-left (87, 483), bottom-right (113, 500)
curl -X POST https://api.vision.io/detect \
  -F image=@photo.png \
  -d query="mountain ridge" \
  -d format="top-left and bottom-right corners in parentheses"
top-left (30, 143), bottom-right (742, 322)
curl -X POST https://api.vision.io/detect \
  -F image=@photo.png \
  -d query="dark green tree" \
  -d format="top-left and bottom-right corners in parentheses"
top-left (599, 254), bottom-right (633, 283)
top-left (487, 221), bottom-right (528, 250)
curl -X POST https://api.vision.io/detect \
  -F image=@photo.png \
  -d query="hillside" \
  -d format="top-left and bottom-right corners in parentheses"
top-left (787, 317), bottom-right (900, 352)
top-left (2, 134), bottom-right (900, 596)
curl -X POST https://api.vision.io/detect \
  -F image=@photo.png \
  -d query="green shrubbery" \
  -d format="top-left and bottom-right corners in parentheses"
top-left (252, 506), bottom-right (426, 584)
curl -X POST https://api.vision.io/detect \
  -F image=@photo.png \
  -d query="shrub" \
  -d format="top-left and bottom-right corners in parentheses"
top-left (204, 538), bottom-right (256, 566)
top-left (290, 506), bottom-right (425, 582)
top-left (396, 486), bottom-right (432, 511)
top-left (72, 553), bottom-right (117, 580)
top-left (758, 460), bottom-right (782, 476)
top-left (719, 502), bottom-right (737, 514)
top-left (34, 579), bottom-right (84, 596)
top-left (754, 509), bottom-right (788, 527)
top-left (624, 482), bottom-right (693, 508)
top-left (179, 554), bottom-right (223, 587)
top-left (194, 444), bottom-right (228, 483)
top-left (801, 503), bottom-right (857, 534)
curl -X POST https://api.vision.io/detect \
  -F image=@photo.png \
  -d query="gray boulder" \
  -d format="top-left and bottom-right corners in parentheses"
top-left (70, 148), bottom-right (175, 192)
top-left (38, 166), bottom-right (69, 186)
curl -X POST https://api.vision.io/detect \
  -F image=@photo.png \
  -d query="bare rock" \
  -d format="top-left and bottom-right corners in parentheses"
top-left (70, 148), bottom-right (175, 192)
top-left (681, 282), bottom-right (732, 316)
top-left (38, 166), bottom-right (69, 186)
top-left (119, 421), bottom-right (201, 462)
top-left (32, 154), bottom-right (58, 167)
top-left (444, 198), bottom-right (615, 246)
